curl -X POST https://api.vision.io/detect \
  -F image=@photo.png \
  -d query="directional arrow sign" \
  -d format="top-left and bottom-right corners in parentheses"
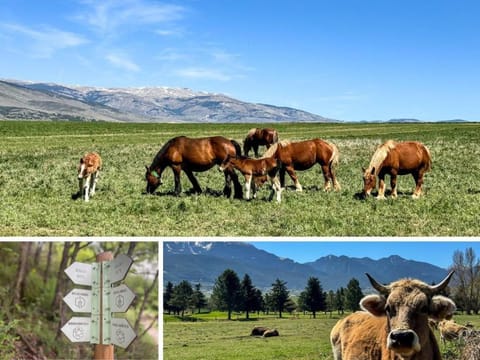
top-left (108, 254), bottom-right (133, 284)
top-left (110, 318), bottom-right (136, 348)
top-left (63, 289), bottom-right (92, 313)
top-left (65, 262), bottom-right (92, 286)
top-left (110, 284), bottom-right (136, 313)
top-left (61, 317), bottom-right (91, 343)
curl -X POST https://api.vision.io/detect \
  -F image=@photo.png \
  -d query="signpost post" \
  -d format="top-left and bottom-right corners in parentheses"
top-left (61, 252), bottom-right (137, 359)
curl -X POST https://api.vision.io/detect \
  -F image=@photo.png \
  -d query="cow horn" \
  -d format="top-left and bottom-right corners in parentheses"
top-left (429, 271), bottom-right (455, 294)
top-left (366, 273), bottom-right (389, 295)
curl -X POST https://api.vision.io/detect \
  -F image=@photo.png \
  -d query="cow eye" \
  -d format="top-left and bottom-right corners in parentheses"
top-left (386, 305), bottom-right (396, 317)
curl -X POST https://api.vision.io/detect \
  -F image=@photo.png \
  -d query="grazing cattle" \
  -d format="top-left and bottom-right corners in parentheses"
top-left (263, 139), bottom-right (340, 192)
top-left (77, 152), bottom-right (102, 202)
top-left (262, 329), bottom-right (279, 337)
top-left (437, 319), bottom-right (469, 344)
top-left (219, 155), bottom-right (283, 202)
top-left (330, 272), bottom-right (456, 360)
top-left (251, 326), bottom-right (270, 336)
top-left (362, 140), bottom-right (432, 199)
top-left (243, 128), bottom-right (279, 157)
top-left (145, 136), bottom-right (243, 199)
top-left (460, 335), bottom-right (480, 360)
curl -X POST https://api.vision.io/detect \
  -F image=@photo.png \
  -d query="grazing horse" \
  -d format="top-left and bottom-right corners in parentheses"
top-left (263, 139), bottom-right (341, 192)
top-left (362, 140), bottom-right (432, 199)
top-left (219, 155), bottom-right (283, 202)
top-left (77, 152), bottom-right (102, 202)
top-left (243, 128), bottom-right (279, 157)
top-left (145, 136), bottom-right (243, 198)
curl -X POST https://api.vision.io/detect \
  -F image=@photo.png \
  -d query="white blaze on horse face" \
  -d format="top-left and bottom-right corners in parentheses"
top-left (78, 163), bottom-right (87, 179)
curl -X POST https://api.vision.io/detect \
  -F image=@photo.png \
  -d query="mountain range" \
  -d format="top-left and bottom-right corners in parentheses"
top-left (163, 242), bottom-right (449, 293)
top-left (0, 79), bottom-right (335, 123)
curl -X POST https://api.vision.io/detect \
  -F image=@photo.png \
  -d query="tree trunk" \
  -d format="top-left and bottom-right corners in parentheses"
top-left (33, 242), bottom-right (43, 269)
top-left (134, 269), bottom-right (159, 333)
top-left (53, 242), bottom-right (71, 339)
top-left (43, 242), bottom-right (53, 285)
top-left (13, 242), bottom-right (33, 307)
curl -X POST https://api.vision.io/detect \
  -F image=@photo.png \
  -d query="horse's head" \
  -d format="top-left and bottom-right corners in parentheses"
top-left (362, 167), bottom-right (376, 196)
top-left (145, 166), bottom-right (162, 194)
top-left (78, 158), bottom-right (87, 180)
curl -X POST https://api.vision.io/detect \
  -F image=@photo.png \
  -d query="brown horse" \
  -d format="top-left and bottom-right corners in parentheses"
top-left (263, 139), bottom-right (341, 192)
top-left (362, 140), bottom-right (432, 199)
top-left (243, 128), bottom-right (279, 157)
top-left (219, 155), bottom-right (283, 202)
top-left (145, 136), bottom-right (243, 198)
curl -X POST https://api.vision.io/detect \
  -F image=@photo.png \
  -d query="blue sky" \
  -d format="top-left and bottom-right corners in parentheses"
top-left (249, 240), bottom-right (480, 269)
top-left (1, 1), bottom-right (479, 121)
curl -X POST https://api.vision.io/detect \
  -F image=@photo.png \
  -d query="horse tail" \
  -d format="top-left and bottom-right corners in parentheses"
top-left (424, 144), bottom-right (432, 172)
top-left (230, 139), bottom-right (242, 156)
top-left (328, 142), bottom-right (340, 169)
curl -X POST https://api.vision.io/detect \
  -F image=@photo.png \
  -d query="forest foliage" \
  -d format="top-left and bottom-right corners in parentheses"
top-left (0, 241), bottom-right (158, 360)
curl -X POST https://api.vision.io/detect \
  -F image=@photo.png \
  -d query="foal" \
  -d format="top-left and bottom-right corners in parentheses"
top-left (219, 155), bottom-right (283, 202)
top-left (77, 152), bottom-right (102, 201)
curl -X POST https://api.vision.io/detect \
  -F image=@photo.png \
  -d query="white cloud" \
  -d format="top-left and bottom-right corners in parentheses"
top-left (78, 0), bottom-right (186, 36)
top-left (105, 53), bottom-right (140, 72)
top-left (175, 67), bottom-right (231, 81)
top-left (1, 23), bottom-right (88, 58)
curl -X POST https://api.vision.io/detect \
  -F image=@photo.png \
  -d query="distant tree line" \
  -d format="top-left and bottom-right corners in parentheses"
top-left (163, 269), bottom-right (365, 319)
top-left (164, 247), bottom-right (480, 319)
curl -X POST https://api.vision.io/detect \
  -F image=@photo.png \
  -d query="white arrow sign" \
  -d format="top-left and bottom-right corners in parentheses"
top-left (111, 318), bottom-right (136, 348)
top-left (110, 284), bottom-right (136, 313)
top-left (108, 254), bottom-right (133, 284)
top-left (63, 289), bottom-right (92, 313)
top-left (61, 316), bottom-right (91, 343)
top-left (65, 262), bottom-right (92, 286)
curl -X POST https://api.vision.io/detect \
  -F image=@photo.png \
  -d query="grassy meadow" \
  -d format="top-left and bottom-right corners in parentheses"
top-left (163, 312), bottom-right (480, 360)
top-left (1, 120), bottom-right (479, 236)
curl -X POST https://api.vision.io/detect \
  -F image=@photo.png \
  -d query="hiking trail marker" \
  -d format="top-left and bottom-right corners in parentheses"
top-left (61, 254), bottom-right (137, 350)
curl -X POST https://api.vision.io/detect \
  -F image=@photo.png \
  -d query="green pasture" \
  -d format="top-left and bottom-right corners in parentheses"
top-left (0, 121), bottom-right (479, 236)
top-left (163, 312), bottom-right (480, 360)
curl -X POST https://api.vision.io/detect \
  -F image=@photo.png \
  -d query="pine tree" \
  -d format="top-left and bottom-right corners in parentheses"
top-left (300, 277), bottom-right (325, 318)
top-left (190, 283), bottom-right (207, 314)
top-left (240, 274), bottom-right (259, 319)
top-left (269, 278), bottom-right (289, 318)
top-left (211, 269), bottom-right (241, 320)
top-left (345, 278), bottom-right (364, 312)
top-left (163, 281), bottom-right (174, 314)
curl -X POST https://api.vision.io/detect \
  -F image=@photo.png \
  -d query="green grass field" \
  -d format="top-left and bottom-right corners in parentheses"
top-left (163, 312), bottom-right (480, 360)
top-left (1, 121), bottom-right (479, 236)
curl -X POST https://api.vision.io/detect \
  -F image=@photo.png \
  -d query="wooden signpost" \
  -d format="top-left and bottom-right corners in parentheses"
top-left (61, 252), bottom-right (136, 360)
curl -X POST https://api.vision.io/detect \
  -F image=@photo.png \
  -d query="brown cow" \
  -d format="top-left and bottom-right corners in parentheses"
top-left (437, 319), bottom-right (468, 344)
top-left (250, 326), bottom-right (270, 336)
top-left (262, 329), bottom-right (279, 337)
top-left (330, 272), bottom-right (456, 360)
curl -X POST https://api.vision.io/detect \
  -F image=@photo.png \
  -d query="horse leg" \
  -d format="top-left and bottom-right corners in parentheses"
top-left (83, 174), bottom-right (91, 201)
top-left (286, 166), bottom-right (302, 191)
top-left (223, 169), bottom-right (243, 199)
top-left (376, 175), bottom-right (386, 200)
top-left (390, 174), bottom-right (398, 198)
top-left (245, 174), bottom-right (252, 200)
top-left (90, 171), bottom-right (98, 197)
top-left (321, 165), bottom-right (332, 192)
top-left (184, 169), bottom-right (202, 194)
top-left (270, 176), bottom-right (283, 203)
top-left (412, 172), bottom-right (423, 199)
top-left (172, 166), bottom-right (182, 195)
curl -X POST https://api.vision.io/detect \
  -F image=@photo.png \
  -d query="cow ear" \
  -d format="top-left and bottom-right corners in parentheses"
top-left (362, 167), bottom-right (366, 173)
top-left (360, 294), bottom-right (386, 317)
top-left (370, 167), bottom-right (376, 175)
top-left (429, 295), bottom-right (456, 321)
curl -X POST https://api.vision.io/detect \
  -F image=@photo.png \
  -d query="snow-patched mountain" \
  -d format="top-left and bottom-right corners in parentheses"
top-left (163, 242), bottom-right (448, 292)
top-left (0, 79), bottom-right (337, 123)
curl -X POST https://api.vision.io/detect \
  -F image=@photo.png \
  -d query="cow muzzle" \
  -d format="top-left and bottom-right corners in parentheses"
top-left (387, 329), bottom-right (421, 355)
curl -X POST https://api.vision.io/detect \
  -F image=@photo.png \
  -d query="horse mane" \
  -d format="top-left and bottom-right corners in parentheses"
top-left (261, 140), bottom-right (291, 158)
top-left (367, 140), bottom-right (397, 174)
top-left (151, 137), bottom-right (177, 168)
top-left (246, 128), bottom-right (257, 138)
